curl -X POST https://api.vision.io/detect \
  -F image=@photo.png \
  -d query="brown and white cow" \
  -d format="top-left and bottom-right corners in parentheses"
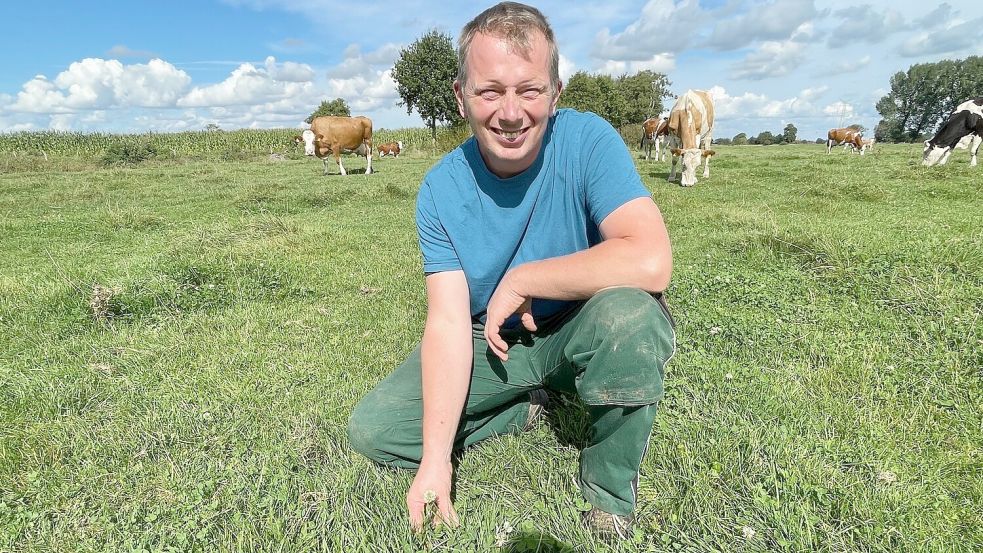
top-left (300, 116), bottom-right (374, 175)
top-left (827, 127), bottom-right (865, 155)
top-left (923, 98), bottom-right (983, 167)
top-left (666, 90), bottom-right (715, 186)
top-left (378, 141), bottom-right (404, 158)
top-left (640, 116), bottom-right (669, 161)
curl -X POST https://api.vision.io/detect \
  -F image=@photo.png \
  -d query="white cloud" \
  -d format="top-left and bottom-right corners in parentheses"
top-left (558, 54), bottom-right (576, 82)
top-left (592, 0), bottom-right (704, 59)
top-left (800, 86), bottom-right (828, 102)
top-left (823, 101), bottom-right (856, 120)
top-left (827, 6), bottom-right (906, 48)
top-left (7, 59), bottom-right (191, 113)
top-left (595, 54), bottom-right (675, 76)
top-left (706, 0), bottom-right (820, 50)
top-left (816, 55), bottom-right (871, 77)
top-left (708, 85), bottom-right (821, 119)
top-left (177, 61), bottom-right (314, 107)
top-left (899, 16), bottom-right (983, 57)
top-left (326, 69), bottom-right (399, 112)
top-left (264, 56), bottom-right (315, 82)
top-left (730, 40), bottom-right (806, 80)
top-left (327, 43), bottom-right (401, 79)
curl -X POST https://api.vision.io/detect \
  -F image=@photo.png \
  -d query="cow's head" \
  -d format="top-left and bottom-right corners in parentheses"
top-left (922, 140), bottom-right (951, 167)
top-left (397, 141), bottom-right (404, 150)
top-left (671, 148), bottom-right (715, 186)
top-left (299, 129), bottom-right (316, 156)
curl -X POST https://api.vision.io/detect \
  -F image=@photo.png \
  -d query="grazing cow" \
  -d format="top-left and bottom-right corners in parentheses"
top-left (300, 116), bottom-right (374, 175)
top-left (844, 136), bottom-right (876, 154)
top-left (665, 90), bottom-right (715, 186)
top-left (640, 117), bottom-right (669, 161)
top-left (923, 98), bottom-right (983, 167)
top-left (827, 127), bottom-right (865, 155)
top-left (378, 141), bottom-right (404, 158)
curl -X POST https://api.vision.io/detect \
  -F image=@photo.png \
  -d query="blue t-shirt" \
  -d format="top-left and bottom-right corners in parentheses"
top-left (415, 108), bottom-right (650, 325)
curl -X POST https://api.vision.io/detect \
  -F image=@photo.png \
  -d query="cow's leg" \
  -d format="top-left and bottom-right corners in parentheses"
top-left (969, 135), bottom-right (981, 167)
top-left (826, 140), bottom-right (833, 154)
top-left (701, 135), bottom-right (712, 178)
top-left (335, 151), bottom-right (347, 176)
top-left (366, 151), bottom-right (373, 175)
top-left (668, 153), bottom-right (678, 182)
top-left (654, 137), bottom-right (661, 162)
top-left (321, 158), bottom-right (330, 175)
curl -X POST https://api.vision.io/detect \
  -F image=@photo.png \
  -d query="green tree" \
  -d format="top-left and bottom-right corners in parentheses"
top-left (755, 131), bottom-right (776, 145)
top-left (559, 70), bottom-right (672, 127)
top-left (391, 30), bottom-right (463, 142)
top-left (615, 70), bottom-right (673, 124)
top-left (305, 98), bottom-right (351, 124)
top-left (782, 123), bottom-right (797, 144)
top-left (732, 132), bottom-right (748, 146)
top-left (875, 56), bottom-right (983, 142)
top-left (559, 71), bottom-right (628, 126)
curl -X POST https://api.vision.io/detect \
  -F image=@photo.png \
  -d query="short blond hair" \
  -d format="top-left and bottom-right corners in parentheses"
top-left (457, 2), bottom-right (560, 93)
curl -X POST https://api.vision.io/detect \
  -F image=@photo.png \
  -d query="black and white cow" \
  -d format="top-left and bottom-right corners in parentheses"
top-left (923, 98), bottom-right (983, 167)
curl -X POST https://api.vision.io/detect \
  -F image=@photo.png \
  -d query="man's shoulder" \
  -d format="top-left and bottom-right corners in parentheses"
top-left (422, 140), bottom-right (472, 190)
top-left (553, 108), bottom-right (612, 134)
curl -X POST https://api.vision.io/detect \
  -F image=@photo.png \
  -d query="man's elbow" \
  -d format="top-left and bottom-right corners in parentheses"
top-left (639, 251), bottom-right (672, 293)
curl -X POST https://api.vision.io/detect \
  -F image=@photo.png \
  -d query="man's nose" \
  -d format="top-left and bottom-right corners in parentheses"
top-left (499, 91), bottom-right (521, 124)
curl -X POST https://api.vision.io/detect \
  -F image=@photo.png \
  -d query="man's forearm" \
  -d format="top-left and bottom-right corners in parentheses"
top-left (512, 235), bottom-right (671, 301)
top-left (419, 319), bottom-right (473, 463)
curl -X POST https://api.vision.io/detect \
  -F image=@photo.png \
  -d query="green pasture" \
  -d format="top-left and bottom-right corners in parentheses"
top-left (0, 142), bottom-right (980, 552)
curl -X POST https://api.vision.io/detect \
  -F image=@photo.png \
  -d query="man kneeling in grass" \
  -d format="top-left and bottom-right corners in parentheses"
top-left (347, 1), bottom-right (675, 541)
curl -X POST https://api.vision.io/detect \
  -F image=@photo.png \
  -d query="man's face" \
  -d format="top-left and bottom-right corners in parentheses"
top-left (455, 31), bottom-right (561, 178)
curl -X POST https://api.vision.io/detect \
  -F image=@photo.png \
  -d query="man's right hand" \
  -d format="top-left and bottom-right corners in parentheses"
top-left (406, 458), bottom-right (459, 532)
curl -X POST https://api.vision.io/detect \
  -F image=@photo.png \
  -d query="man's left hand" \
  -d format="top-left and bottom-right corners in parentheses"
top-left (484, 271), bottom-right (536, 362)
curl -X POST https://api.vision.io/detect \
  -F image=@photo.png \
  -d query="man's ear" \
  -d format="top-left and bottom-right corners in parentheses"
top-left (550, 80), bottom-right (564, 115)
top-left (702, 149), bottom-right (716, 157)
top-left (453, 80), bottom-right (467, 119)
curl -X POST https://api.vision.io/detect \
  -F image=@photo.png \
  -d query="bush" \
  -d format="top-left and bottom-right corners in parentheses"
top-left (102, 141), bottom-right (157, 166)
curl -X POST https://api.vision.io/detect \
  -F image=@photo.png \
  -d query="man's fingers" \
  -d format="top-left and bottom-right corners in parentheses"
top-left (408, 499), bottom-right (426, 532)
top-left (484, 324), bottom-right (509, 362)
top-left (520, 312), bottom-right (537, 332)
top-left (434, 501), bottom-right (460, 528)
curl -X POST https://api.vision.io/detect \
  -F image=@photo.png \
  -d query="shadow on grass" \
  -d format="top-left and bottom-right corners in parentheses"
top-left (502, 530), bottom-right (575, 552)
top-left (543, 393), bottom-right (591, 450)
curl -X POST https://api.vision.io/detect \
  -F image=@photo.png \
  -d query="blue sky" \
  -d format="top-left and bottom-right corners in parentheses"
top-left (0, 0), bottom-right (979, 140)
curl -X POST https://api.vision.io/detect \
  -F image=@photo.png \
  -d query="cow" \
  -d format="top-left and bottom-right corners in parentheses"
top-left (923, 98), bottom-right (983, 167)
top-left (665, 90), bottom-right (715, 187)
top-left (827, 127), bottom-right (865, 155)
top-left (378, 141), bottom-right (404, 158)
top-left (640, 116), bottom-right (669, 161)
top-left (299, 116), bottom-right (374, 175)
top-left (844, 136), bottom-right (875, 154)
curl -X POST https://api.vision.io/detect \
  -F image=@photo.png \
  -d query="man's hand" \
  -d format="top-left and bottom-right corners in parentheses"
top-left (407, 458), bottom-right (458, 532)
top-left (484, 270), bottom-right (537, 362)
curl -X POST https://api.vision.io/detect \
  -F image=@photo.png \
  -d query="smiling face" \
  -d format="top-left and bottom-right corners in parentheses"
top-left (454, 30), bottom-right (561, 178)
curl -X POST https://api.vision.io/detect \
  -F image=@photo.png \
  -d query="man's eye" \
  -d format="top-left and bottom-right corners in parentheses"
top-left (480, 91), bottom-right (501, 100)
top-left (521, 89), bottom-right (541, 99)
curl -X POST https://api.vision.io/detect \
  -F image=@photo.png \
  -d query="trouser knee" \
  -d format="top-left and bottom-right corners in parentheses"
top-left (572, 288), bottom-right (676, 406)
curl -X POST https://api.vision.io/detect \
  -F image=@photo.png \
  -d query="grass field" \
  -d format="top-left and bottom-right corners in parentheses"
top-left (1, 142), bottom-right (981, 552)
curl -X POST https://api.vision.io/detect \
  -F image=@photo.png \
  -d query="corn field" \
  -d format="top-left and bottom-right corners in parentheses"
top-left (0, 126), bottom-right (472, 158)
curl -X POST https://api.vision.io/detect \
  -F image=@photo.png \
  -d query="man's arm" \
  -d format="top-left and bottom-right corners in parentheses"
top-left (406, 270), bottom-right (472, 531)
top-left (484, 196), bottom-right (671, 360)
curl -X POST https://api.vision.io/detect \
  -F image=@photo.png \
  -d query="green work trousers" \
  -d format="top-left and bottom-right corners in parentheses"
top-left (347, 287), bottom-right (676, 516)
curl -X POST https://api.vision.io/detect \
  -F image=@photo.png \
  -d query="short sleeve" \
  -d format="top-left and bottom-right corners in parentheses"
top-left (415, 180), bottom-right (462, 274)
top-left (579, 114), bottom-right (651, 226)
